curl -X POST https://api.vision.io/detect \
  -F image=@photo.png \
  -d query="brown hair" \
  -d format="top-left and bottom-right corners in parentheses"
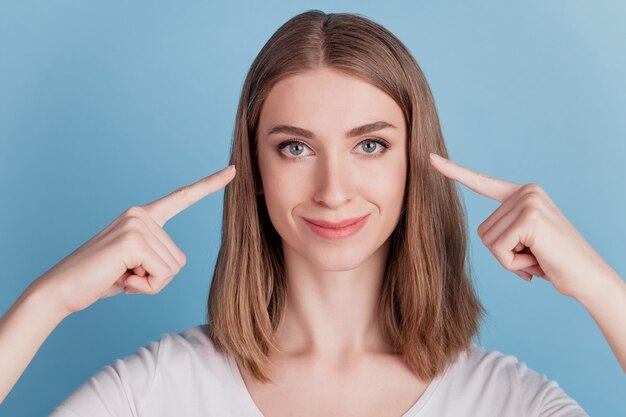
top-left (207, 9), bottom-right (485, 383)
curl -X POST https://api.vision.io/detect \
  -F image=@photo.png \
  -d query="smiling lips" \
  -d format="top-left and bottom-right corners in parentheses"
top-left (302, 214), bottom-right (370, 239)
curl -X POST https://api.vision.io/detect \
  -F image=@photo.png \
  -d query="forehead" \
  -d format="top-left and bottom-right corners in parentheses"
top-left (258, 68), bottom-right (405, 136)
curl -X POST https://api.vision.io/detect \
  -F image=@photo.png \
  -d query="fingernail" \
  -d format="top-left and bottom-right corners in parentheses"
top-left (220, 165), bottom-right (236, 176)
top-left (430, 153), bottom-right (447, 164)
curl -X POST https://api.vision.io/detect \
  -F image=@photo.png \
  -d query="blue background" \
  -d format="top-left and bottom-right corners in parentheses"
top-left (1, 1), bottom-right (625, 415)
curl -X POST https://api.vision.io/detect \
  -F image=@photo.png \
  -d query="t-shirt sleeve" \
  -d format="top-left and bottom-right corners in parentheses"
top-left (516, 360), bottom-right (589, 417)
top-left (47, 338), bottom-right (161, 417)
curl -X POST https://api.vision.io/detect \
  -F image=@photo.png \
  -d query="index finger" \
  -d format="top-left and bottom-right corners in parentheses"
top-left (429, 153), bottom-right (522, 202)
top-left (143, 165), bottom-right (236, 227)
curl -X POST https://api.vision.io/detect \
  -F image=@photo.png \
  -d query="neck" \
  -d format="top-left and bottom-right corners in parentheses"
top-left (273, 238), bottom-right (393, 362)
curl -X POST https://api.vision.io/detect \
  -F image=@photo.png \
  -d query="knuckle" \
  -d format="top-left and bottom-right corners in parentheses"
top-left (147, 286), bottom-right (160, 295)
top-left (146, 279), bottom-right (162, 294)
top-left (502, 260), bottom-right (516, 271)
top-left (477, 222), bottom-right (487, 237)
top-left (124, 206), bottom-right (146, 218)
top-left (521, 190), bottom-right (545, 208)
top-left (121, 216), bottom-right (145, 234)
top-left (521, 206), bottom-right (542, 224)
top-left (521, 183), bottom-right (544, 196)
top-left (479, 229), bottom-right (490, 244)
top-left (166, 264), bottom-right (177, 278)
top-left (492, 247), bottom-right (514, 270)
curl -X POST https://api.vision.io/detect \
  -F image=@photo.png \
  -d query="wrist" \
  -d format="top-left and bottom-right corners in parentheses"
top-left (22, 279), bottom-right (72, 322)
top-left (574, 267), bottom-right (626, 311)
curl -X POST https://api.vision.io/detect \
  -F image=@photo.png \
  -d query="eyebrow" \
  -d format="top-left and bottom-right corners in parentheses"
top-left (267, 121), bottom-right (397, 139)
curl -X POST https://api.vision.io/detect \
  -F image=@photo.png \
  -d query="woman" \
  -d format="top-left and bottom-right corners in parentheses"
top-left (1, 10), bottom-right (623, 416)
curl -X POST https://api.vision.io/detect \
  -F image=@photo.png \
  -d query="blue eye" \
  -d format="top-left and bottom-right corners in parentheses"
top-left (277, 138), bottom-right (390, 160)
top-left (359, 139), bottom-right (385, 154)
top-left (281, 141), bottom-right (311, 157)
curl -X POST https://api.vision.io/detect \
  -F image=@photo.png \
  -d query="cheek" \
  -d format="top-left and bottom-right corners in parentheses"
top-left (258, 158), bottom-right (308, 223)
top-left (360, 156), bottom-right (407, 207)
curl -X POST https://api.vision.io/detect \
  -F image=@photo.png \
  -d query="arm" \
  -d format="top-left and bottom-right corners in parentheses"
top-left (1, 167), bottom-right (234, 406)
top-left (0, 281), bottom-right (70, 404)
top-left (428, 154), bottom-right (626, 373)
top-left (1, 279), bottom-right (157, 416)
top-left (574, 267), bottom-right (626, 374)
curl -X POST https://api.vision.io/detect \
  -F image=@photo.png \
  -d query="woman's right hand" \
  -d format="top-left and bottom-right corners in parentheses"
top-left (29, 165), bottom-right (237, 317)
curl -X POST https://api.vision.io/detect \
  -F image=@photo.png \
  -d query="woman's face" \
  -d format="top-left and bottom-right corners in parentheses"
top-left (256, 67), bottom-right (407, 271)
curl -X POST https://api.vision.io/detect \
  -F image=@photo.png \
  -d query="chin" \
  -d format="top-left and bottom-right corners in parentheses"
top-left (313, 258), bottom-right (366, 272)
top-left (301, 245), bottom-right (375, 271)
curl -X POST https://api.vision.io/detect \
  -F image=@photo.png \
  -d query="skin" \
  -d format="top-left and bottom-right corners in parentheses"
top-left (256, 66), bottom-right (626, 366)
top-left (0, 67), bottom-right (624, 411)
top-left (240, 67), bottom-right (626, 416)
top-left (256, 67), bottom-right (408, 360)
top-left (249, 67), bottom-right (430, 416)
top-left (428, 153), bottom-right (626, 372)
top-left (0, 165), bottom-right (237, 403)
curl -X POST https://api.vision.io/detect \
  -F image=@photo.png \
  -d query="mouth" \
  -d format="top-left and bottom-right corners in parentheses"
top-left (302, 214), bottom-right (370, 229)
top-left (302, 214), bottom-right (370, 240)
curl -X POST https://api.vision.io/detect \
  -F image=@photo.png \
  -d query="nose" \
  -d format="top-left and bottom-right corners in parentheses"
top-left (312, 154), bottom-right (355, 209)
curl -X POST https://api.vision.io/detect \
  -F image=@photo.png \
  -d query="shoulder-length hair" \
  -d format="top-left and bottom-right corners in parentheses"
top-left (207, 9), bottom-right (485, 383)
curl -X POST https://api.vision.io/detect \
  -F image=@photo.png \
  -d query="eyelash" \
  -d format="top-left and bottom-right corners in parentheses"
top-left (277, 138), bottom-right (391, 160)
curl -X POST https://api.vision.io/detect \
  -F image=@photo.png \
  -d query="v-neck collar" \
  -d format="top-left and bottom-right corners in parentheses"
top-left (226, 351), bottom-right (451, 417)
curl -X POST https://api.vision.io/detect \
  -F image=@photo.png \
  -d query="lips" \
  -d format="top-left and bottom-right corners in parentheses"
top-left (302, 214), bottom-right (370, 240)
top-left (302, 214), bottom-right (370, 229)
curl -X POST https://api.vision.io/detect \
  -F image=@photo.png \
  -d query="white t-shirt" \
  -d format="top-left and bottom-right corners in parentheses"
top-left (48, 325), bottom-right (588, 417)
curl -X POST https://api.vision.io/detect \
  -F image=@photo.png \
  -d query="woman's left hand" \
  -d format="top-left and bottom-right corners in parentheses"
top-left (428, 152), bottom-right (614, 301)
